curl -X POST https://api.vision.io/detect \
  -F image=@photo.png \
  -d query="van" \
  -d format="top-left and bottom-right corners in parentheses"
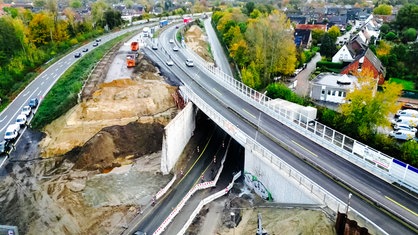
top-left (393, 123), bottom-right (417, 132)
top-left (391, 116), bottom-right (418, 127)
top-left (4, 124), bottom-right (20, 141)
top-left (389, 130), bottom-right (417, 141)
top-left (395, 109), bottom-right (418, 118)
top-left (15, 114), bottom-right (27, 126)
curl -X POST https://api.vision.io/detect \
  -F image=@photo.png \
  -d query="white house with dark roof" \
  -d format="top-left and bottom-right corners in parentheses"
top-left (310, 73), bottom-right (358, 104)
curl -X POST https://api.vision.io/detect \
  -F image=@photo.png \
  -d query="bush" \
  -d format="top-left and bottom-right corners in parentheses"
top-left (316, 61), bottom-right (344, 69)
top-left (69, 38), bottom-right (79, 46)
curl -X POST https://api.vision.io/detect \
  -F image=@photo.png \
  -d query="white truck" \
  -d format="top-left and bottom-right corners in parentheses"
top-left (142, 27), bottom-right (150, 37)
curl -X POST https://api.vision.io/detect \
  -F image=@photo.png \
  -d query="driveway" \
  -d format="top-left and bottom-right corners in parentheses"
top-left (294, 52), bottom-right (321, 97)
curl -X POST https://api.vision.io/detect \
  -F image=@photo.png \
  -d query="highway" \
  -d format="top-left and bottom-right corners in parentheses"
top-left (0, 23), bottom-right (156, 167)
top-left (145, 24), bottom-right (418, 234)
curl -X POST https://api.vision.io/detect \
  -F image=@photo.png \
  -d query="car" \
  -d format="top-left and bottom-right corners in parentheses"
top-left (4, 124), bottom-right (20, 141)
top-left (393, 123), bottom-right (417, 132)
top-left (402, 103), bottom-right (418, 111)
top-left (96, 38), bottom-right (101, 42)
top-left (185, 59), bottom-right (194, 67)
top-left (82, 48), bottom-right (89, 52)
top-left (152, 44), bottom-right (158, 50)
top-left (169, 39), bottom-right (174, 44)
top-left (28, 98), bottom-right (39, 108)
top-left (21, 105), bottom-right (32, 116)
top-left (172, 46), bottom-right (179, 51)
top-left (166, 59), bottom-right (174, 66)
top-left (389, 129), bottom-right (417, 141)
top-left (74, 52), bottom-right (81, 58)
top-left (0, 140), bottom-right (11, 155)
top-left (175, 25), bottom-right (179, 29)
top-left (93, 42), bottom-right (99, 47)
top-left (16, 114), bottom-right (27, 126)
top-left (395, 109), bottom-right (418, 118)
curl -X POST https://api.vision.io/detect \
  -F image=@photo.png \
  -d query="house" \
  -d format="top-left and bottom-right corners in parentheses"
top-left (310, 73), bottom-right (358, 104)
top-left (333, 33), bottom-right (367, 62)
top-left (328, 15), bottom-right (348, 27)
top-left (340, 48), bottom-right (386, 85)
top-left (287, 15), bottom-right (307, 24)
top-left (294, 29), bottom-right (312, 48)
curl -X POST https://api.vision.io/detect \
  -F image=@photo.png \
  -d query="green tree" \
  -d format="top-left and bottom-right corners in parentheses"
top-left (28, 12), bottom-right (54, 46)
top-left (70, 0), bottom-right (82, 9)
top-left (319, 33), bottom-right (336, 58)
top-left (33, 0), bottom-right (46, 8)
top-left (380, 23), bottom-right (390, 34)
top-left (92, 0), bottom-right (109, 27)
top-left (242, 62), bottom-right (261, 89)
top-left (0, 17), bottom-right (21, 65)
top-left (339, 69), bottom-right (402, 140)
top-left (395, 4), bottom-right (418, 30)
top-left (243, 2), bottom-right (255, 16)
top-left (385, 31), bottom-right (397, 41)
top-left (311, 29), bottom-right (325, 46)
top-left (373, 4), bottom-right (393, 15)
top-left (403, 28), bottom-right (417, 42)
top-left (328, 25), bottom-right (341, 42)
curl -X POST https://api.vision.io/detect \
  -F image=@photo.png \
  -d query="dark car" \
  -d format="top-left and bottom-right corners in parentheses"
top-left (74, 52), bottom-right (81, 58)
top-left (82, 48), bottom-right (89, 52)
top-left (29, 98), bottom-right (39, 108)
top-left (0, 141), bottom-right (11, 155)
top-left (93, 42), bottom-right (99, 47)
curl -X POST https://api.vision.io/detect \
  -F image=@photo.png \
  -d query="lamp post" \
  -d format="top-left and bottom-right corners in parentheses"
top-left (346, 193), bottom-right (352, 216)
top-left (254, 112), bottom-right (262, 141)
top-left (230, 212), bottom-right (235, 235)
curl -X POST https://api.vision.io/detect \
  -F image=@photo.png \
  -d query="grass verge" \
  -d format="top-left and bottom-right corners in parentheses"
top-left (31, 32), bottom-right (135, 130)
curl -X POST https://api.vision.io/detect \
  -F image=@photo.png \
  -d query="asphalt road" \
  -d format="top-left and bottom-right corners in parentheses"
top-left (146, 24), bottom-right (418, 235)
top-left (0, 23), bottom-right (157, 168)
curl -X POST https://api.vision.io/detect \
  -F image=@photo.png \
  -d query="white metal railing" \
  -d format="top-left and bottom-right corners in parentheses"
top-left (182, 40), bottom-right (418, 194)
top-left (180, 85), bottom-right (388, 235)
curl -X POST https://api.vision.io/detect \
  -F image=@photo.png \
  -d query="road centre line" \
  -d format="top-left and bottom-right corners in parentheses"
top-left (291, 140), bottom-right (318, 157)
top-left (385, 196), bottom-right (418, 217)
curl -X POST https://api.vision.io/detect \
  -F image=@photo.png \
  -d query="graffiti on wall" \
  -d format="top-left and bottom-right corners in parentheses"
top-left (244, 171), bottom-right (273, 201)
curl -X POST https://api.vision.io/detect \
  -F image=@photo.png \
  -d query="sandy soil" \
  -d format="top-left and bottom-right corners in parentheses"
top-left (0, 24), bottom-right (337, 235)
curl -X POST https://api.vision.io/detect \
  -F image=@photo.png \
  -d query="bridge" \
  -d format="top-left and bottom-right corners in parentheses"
top-left (145, 20), bottom-right (418, 234)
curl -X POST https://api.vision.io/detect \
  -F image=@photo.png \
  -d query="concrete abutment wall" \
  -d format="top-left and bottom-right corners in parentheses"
top-left (161, 102), bottom-right (196, 174)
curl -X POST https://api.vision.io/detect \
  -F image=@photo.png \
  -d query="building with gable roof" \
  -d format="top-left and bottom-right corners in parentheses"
top-left (310, 73), bottom-right (358, 104)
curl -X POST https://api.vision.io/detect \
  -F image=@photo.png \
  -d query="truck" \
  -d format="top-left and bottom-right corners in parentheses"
top-left (183, 17), bottom-right (192, 24)
top-left (131, 42), bottom-right (139, 51)
top-left (142, 27), bottom-right (150, 37)
top-left (126, 54), bottom-right (136, 68)
top-left (159, 20), bottom-right (168, 28)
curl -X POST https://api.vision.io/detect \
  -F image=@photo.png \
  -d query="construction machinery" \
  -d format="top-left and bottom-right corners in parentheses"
top-left (126, 54), bottom-right (136, 68)
top-left (131, 41), bottom-right (139, 51)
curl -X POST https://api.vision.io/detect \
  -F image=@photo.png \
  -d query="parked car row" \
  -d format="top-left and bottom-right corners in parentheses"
top-left (390, 108), bottom-right (418, 141)
top-left (2, 97), bottom-right (38, 155)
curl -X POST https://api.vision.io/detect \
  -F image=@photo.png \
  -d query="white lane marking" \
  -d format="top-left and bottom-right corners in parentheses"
top-left (41, 81), bottom-right (44, 85)
top-left (55, 68), bottom-right (59, 72)
top-left (0, 115), bottom-right (8, 123)
top-left (22, 91), bottom-right (30, 97)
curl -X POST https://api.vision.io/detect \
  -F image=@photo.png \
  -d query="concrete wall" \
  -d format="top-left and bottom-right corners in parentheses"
top-left (244, 148), bottom-right (318, 204)
top-left (161, 102), bottom-right (196, 174)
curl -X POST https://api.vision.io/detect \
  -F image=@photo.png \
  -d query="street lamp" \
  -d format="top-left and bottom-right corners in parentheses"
top-left (346, 193), bottom-right (352, 216)
top-left (230, 212), bottom-right (235, 235)
top-left (254, 112), bottom-right (262, 141)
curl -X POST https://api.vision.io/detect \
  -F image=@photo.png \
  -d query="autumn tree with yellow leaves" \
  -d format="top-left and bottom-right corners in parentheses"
top-left (339, 69), bottom-right (402, 140)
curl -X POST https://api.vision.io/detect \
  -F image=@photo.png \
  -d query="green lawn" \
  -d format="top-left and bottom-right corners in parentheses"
top-left (390, 78), bottom-right (416, 91)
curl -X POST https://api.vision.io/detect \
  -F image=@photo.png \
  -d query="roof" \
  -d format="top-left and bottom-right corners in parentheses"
top-left (288, 16), bottom-right (307, 24)
top-left (294, 29), bottom-right (311, 47)
top-left (364, 48), bottom-right (386, 76)
top-left (328, 15), bottom-right (348, 25)
top-left (311, 73), bottom-right (358, 89)
top-left (296, 24), bottom-right (327, 31)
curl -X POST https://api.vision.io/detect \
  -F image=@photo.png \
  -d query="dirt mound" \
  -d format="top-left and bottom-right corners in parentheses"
top-left (185, 25), bottom-right (214, 63)
top-left (66, 122), bottom-right (164, 171)
top-left (40, 78), bottom-right (178, 157)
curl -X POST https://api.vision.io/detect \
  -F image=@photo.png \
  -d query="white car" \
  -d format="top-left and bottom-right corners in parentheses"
top-left (185, 59), bottom-right (194, 67)
top-left (393, 123), bottom-right (417, 132)
top-left (4, 124), bottom-right (20, 141)
top-left (166, 59), bottom-right (174, 66)
top-left (172, 46), bottom-right (179, 51)
top-left (21, 105), bottom-right (32, 116)
top-left (389, 130), bottom-right (417, 141)
top-left (16, 114), bottom-right (27, 126)
top-left (169, 39), bottom-right (174, 44)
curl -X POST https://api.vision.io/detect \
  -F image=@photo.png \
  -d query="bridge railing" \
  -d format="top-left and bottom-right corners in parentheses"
top-left (180, 85), bottom-right (388, 235)
top-left (183, 44), bottom-right (418, 194)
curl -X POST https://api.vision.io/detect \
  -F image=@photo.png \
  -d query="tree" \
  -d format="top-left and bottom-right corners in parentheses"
top-left (376, 40), bottom-right (391, 57)
top-left (243, 2), bottom-right (255, 16)
top-left (395, 4), bottom-right (418, 30)
top-left (373, 4), bottom-right (393, 15)
top-left (70, 0), bottom-right (82, 9)
top-left (311, 29), bottom-right (325, 46)
top-left (403, 28), bottom-right (417, 42)
top-left (380, 23), bottom-right (390, 34)
top-left (91, 0), bottom-right (109, 27)
top-left (385, 31), bottom-right (397, 41)
top-left (0, 17), bottom-right (21, 65)
top-left (320, 33), bottom-right (337, 58)
top-left (28, 12), bottom-right (54, 46)
top-left (245, 10), bottom-right (297, 85)
top-left (328, 25), bottom-right (341, 42)
top-left (339, 69), bottom-right (402, 140)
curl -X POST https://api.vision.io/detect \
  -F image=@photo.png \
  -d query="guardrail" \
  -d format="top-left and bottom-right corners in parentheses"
top-left (182, 38), bottom-right (418, 194)
top-left (153, 138), bottom-right (231, 235)
top-left (180, 85), bottom-right (388, 235)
